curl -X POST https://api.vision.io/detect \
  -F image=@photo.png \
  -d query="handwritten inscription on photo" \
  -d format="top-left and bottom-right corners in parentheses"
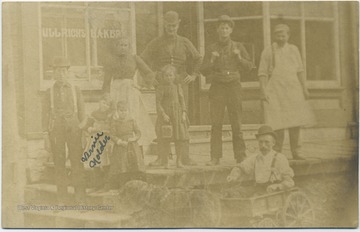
top-left (81, 132), bottom-right (111, 168)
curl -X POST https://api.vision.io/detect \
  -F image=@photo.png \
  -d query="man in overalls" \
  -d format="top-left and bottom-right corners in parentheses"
top-left (226, 125), bottom-right (294, 196)
top-left (44, 57), bottom-right (86, 204)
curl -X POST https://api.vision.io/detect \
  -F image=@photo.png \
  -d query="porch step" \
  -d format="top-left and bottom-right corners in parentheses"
top-left (145, 156), bottom-right (355, 188)
top-left (36, 154), bottom-right (355, 191)
top-left (188, 124), bottom-right (259, 139)
top-left (144, 124), bottom-right (258, 155)
top-left (143, 124), bottom-right (259, 156)
top-left (145, 136), bottom-right (259, 156)
top-left (39, 125), bottom-right (260, 186)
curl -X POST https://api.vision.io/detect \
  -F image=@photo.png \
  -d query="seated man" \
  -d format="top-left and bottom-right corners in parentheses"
top-left (226, 125), bottom-right (294, 196)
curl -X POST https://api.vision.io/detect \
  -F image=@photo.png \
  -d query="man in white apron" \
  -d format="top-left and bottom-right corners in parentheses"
top-left (258, 24), bottom-right (316, 160)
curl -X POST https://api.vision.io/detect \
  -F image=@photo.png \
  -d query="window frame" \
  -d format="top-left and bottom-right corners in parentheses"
top-left (197, 1), bottom-right (341, 90)
top-left (38, 2), bottom-right (137, 90)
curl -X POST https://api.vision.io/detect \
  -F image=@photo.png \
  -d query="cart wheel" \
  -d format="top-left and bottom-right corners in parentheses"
top-left (282, 191), bottom-right (315, 227)
top-left (256, 217), bottom-right (278, 228)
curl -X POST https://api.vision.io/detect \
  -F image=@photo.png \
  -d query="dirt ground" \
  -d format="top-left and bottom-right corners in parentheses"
top-left (296, 173), bottom-right (358, 228)
top-left (120, 171), bottom-right (358, 228)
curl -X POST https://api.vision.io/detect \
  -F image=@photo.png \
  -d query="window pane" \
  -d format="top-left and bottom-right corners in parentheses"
top-left (41, 5), bottom-right (133, 87)
top-left (65, 9), bottom-right (86, 68)
top-left (204, 2), bottom-right (262, 19)
top-left (270, 2), bottom-right (301, 17)
top-left (42, 13), bottom-right (63, 80)
top-left (204, 19), bottom-right (263, 82)
top-left (89, 9), bottom-right (131, 85)
top-left (305, 21), bottom-right (335, 80)
top-left (41, 7), bottom-right (87, 81)
top-left (304, 2), bottom-right (334, 18)
top-left (135, 2), bottom-right (158, 54)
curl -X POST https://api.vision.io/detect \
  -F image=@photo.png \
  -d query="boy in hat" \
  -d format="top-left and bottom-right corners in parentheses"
top-left (226, 125), bottom-right (294, 196)
top-left (44, 56), bottom-right (86, 204)
top-left (201, 15), bottom-right (253, 166)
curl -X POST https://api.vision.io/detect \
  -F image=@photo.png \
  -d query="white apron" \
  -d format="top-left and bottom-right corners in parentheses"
top-left (110, 77), bottom-right (156, 147)
top-left (264, 45), bottom-right (316, 131)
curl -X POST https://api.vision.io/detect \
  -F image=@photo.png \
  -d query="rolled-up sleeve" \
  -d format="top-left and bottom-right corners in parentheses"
top-left (140, 39), bottom-right (157, 70)
top-left (239, 155), bottom-right (257, 176)
top-left (135, 55), bottom-right (155, 85)
top-left (258, 47), bottom-right (271, 78)
top-left (184, 38), bottom-right (203, 75)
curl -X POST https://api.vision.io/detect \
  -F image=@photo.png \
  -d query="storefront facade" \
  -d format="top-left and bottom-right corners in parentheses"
top-left (3, 2), bottom-right (358, 139)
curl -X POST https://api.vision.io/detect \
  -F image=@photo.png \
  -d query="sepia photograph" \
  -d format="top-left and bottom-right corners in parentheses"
top-left (2, 1), bottom-right (359, 229)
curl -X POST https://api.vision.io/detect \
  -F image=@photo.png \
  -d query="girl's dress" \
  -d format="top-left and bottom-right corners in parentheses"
top-left (109, 115), bottom-right (144, 175)
top-left (155, 83), bottom-right (189, 141)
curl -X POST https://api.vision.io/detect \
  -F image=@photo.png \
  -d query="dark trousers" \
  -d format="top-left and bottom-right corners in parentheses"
top-left (50, 118), bottom-right (86, 203)
top-left (209, 81), bottom-right (246, 160)
top-left (274, 127), bottom-right (301, 156)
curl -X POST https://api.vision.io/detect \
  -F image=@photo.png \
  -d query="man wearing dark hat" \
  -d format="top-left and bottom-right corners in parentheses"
top-left (141, 11), bottom-right (202, 166)
top-left (201, 15), bottom-right (253, 166)
top-left (44, 56), bottom-right (86, 204)
top-left (226, 125), bottom-right (294, 195)
top-left (258, 24), bottom-right (316, 160)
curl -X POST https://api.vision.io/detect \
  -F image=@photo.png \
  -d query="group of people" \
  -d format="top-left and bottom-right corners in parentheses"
top-left (44, 11), bottom-right (316, 203)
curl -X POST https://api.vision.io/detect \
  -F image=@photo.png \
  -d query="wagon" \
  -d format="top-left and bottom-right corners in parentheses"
top-left (219, 187), bottom-right (315, 228)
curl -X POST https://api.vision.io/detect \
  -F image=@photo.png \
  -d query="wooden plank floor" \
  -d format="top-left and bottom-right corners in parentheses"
top-left (144, 139), bottom-right (358, 169)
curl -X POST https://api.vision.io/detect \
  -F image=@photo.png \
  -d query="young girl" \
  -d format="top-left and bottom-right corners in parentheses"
top-left (154, 65), bottom-right (190, 168)
top-left (80, 93), bottom-right (113, 191)
top-left (107, 101), bottom-right (144, 191)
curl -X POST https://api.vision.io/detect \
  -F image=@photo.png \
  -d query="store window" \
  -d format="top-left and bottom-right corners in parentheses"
top-left (204, 2), bottom-right (262, 18)
top-left (270, 2), bottom-right (302, 17)
top-left (40, 2), bottom-right (134, 89)
top-left (198, 2), bottom-right (340, 89)
top-left (305, 21), bottom-right (335, 81)
top-left (269, 1), bottom-right (338, 84)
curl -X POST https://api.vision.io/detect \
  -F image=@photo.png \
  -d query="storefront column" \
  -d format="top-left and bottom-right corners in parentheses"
top-left (21, 3), bottom-right (44, 138)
